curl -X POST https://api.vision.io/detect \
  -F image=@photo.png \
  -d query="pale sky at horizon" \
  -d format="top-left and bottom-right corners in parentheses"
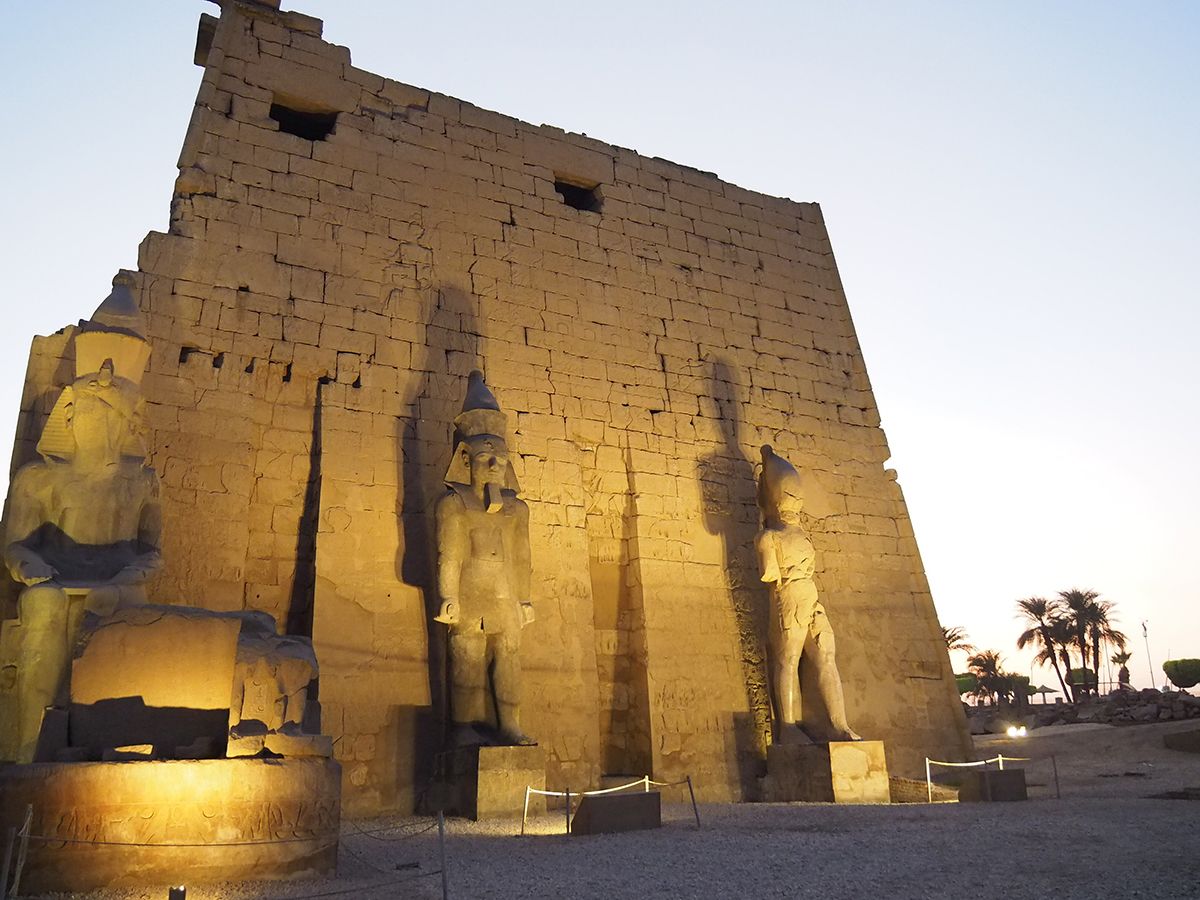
top-left (1, 1), bottom-right (1196, 692)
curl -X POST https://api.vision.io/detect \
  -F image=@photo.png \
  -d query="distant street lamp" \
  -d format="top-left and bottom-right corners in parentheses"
top-left (1142, 620), bottom-right (1157, 690)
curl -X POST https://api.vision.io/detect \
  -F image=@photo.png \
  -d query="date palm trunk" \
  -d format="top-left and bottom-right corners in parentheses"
top-left (1041, 624), bottom-right (1072, 702)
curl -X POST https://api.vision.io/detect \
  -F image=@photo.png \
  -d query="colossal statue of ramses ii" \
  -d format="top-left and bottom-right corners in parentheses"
top-left (435, 370), bottom-right (535, 747)
top-left (756, 445), bottom-right (860, 744)
top-left (2, 272), bottom-right (162, 762)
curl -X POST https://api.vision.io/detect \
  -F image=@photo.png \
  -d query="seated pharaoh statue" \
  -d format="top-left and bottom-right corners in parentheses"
top-left (435, 370), bottom-right (536, 748)
top-left (1, 273), bottom-right (161, 763)
top-left (756, 445), bottom-right (861, 744)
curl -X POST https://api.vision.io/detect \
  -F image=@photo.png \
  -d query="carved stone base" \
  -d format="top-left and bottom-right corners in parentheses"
top-left (571, 791), bottom-right (661, 834)
top-left (958, 768), bottom-right (1027, 802)
top-left (0, 757), bottom-right (340, 893)
top-left (761, 740), bottom-right (890, 804)
top-left (442, 744), bottom-right (545, 820)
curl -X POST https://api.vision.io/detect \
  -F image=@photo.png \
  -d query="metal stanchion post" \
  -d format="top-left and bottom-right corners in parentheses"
top-left (925, 759), bottom-right (932, 803)
top-left (0, 826), bottom-right (15, 900)
top-left (1051, 754), bottom-right (1061, 799)
top-left (437, 810), bottom-right (449, 900)
top-left (10, 806), bottom-right (31, 900)
top-left (686, 776), bottom-right (700, 828)
top-left (564, 788), bottom-right (571, 836)
top-left (521, 787), bottom-right (531, 836)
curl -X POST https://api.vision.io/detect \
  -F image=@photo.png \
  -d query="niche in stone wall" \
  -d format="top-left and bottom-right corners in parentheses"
top-left (269, 93), bottom-right (338, 141)
top-left (553, 175), bottom-right (602, 213)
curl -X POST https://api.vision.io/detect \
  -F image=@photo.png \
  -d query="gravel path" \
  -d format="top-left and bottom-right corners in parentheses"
top-left (25, 721), bottom-right (1200, 900)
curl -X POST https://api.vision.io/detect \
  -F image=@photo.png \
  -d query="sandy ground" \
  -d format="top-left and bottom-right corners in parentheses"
top-left (24, 720), bottom-right (1200, 900)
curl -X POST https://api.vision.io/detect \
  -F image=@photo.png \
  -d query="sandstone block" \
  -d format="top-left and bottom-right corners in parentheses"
top-left (442, 744), bottom-right (546, 820)
top-left (570, 791), bottom-right (661, 835)
top-left (761, 740), bottom-right (890, 804)
top-left (70, 605), bottom-right (241, 758)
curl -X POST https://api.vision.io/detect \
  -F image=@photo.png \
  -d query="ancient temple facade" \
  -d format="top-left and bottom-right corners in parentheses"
top-left (4, 0), bottom-right (970, 813)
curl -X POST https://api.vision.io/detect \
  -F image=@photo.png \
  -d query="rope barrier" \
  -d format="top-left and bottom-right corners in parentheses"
top-left (526, 776), bottom-right (653, 798)
top-left (522, 774), bottom-right (701, 834)
top-left (924, 753), bottom-right (1058, 802)
top-left (269, 867), bottom-right (444, 900)
top-left (346, 820), bottom-right (439, 842)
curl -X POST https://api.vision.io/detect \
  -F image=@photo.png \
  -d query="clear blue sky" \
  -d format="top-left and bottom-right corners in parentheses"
top-left (1, 1), bottom-right (1196, 689)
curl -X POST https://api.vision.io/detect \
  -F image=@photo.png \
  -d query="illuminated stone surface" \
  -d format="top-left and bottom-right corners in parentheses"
top-left (69, 605), bottom-right (241, 758)
top-left (228, 609), bottom-right (320, 744)
top-left (0, 275), bottom-right (162, 763)
top-left (442, 744), bottom-right (546, 820)
top-left (761, 740), bottom-right (890, 803)
top-left (1, 2), bottom-right (971, 809)
top-left (0, 757), bottom-right (340, 892)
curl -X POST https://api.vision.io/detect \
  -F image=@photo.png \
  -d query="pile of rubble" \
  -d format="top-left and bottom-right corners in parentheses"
top-left (968, 688), bottom-right (1200, 734)
top-left (1040, 688), bottom-right (1200, 726)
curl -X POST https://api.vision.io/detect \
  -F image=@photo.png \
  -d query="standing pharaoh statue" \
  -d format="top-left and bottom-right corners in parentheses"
top-left (756, 445), bottom-right (860, 744)
top-left (435, 370), bottom-right (535, 746)
top-left (2, 273), bottom-right (162, 762)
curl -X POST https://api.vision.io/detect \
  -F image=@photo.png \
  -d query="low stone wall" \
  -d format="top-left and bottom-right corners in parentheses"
top-left (0, 757), bottom-right (340, 893)
top-left (968, 689), bottom-right (1200, 735)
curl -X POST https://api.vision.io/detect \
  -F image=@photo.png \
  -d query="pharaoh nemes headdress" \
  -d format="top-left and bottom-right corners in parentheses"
top-left (37, 271), bottom-right (153, 462)
top-left (758, 444), bottom-right (803, 519)
top-left (443, 370), bottom-right (520, 492)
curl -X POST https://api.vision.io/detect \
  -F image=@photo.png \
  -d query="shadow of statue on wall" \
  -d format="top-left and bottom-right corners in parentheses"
top-left (397, 284), bottom-right (482, 801)
top-left (695, 357), bottom-right (772, 781)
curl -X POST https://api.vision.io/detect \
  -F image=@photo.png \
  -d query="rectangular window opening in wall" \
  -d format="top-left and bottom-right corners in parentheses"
top-left (269, 101), bottom-right (337, 141)
top-left (554, 177), bottom-right (602, 213)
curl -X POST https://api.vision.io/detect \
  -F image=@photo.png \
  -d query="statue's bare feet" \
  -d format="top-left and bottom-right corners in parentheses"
top-left (500, 729), bottom-right (537, 746)
top-left (831, 727), bottom-right (862, 742)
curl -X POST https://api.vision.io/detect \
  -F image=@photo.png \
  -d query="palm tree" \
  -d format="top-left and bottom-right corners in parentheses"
top-left (1059, 588), bottom-right (1100, 695)
top-left (1111, 650), bottom-right (1133, 688)
top-left (967, 650), bottom-right (1008, 706)
top-left (1086, 600), bottom-right (1125, 693)
top-left (942, 625), bottom-right (974, 654)
top-left (1033, 617), bottom-right (1078, 702)
top-left (1015, 596), bottom-right (1071, 703)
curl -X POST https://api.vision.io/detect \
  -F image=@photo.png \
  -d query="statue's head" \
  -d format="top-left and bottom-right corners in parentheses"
top-left (36, 272), bottom-right (152, 466)
top-left (445, 370), bottom-right (520, 509)
top-left (758, 445), bottom-right (804, 526)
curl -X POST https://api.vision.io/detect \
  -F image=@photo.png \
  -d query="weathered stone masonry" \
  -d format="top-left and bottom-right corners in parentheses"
top-left (6, 1), bottom-right (970, 813)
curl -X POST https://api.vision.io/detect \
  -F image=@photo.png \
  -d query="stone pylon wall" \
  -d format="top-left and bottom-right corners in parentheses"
top-left (8, 1), bottom-right (970, 810)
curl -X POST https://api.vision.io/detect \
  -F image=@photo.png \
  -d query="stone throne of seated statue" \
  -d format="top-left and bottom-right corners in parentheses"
top-left (0, 272), bottom-right (161, 763)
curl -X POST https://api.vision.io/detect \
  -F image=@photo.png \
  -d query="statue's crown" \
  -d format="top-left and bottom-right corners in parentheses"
top-left (74, 271), bottom-right (151, 384)
top-left (453, 369), bottom-right (507, 439)
top-left (758, 445), bottom-right (803, 513)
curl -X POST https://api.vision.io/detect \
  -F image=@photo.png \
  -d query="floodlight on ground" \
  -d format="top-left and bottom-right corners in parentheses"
top-left (1005, 725), bottom-right (1027, 738)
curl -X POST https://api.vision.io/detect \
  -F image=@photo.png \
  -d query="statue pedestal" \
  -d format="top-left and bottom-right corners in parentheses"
top-left (0, 757), bottom-right (340, 893)
top-left (442, 744), bottom-right (545, 820)
top-left (761, 740), bottom-right (890, 804)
